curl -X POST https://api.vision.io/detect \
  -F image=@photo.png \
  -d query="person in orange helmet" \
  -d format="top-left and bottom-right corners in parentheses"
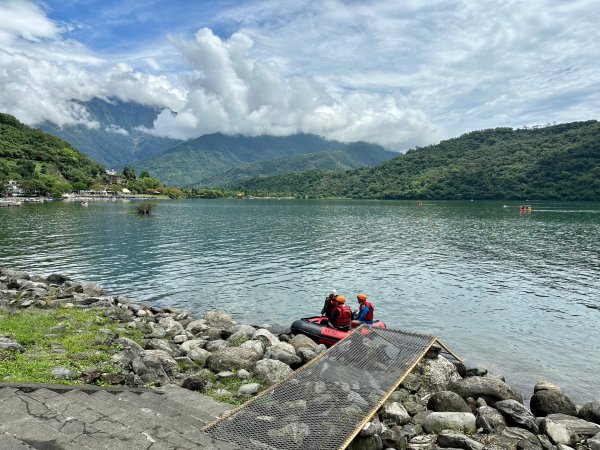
top-left (329, 295), bottom-right (352, 330)
top-left (354, 293), bottom-right (374, 325)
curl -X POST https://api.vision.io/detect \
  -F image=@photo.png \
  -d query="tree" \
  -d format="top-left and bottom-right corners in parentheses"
top-left (122, 166), bottom-right (136, 180)
top-left (139, 170), bottom-right (151, 178)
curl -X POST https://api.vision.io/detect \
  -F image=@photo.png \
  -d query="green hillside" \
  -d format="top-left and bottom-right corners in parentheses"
top-left (137, 133), bottom-right (395, 186)
top-left (236, 121), bottom-right (600, 200)
top-left (195, 142), bottom-right (396, 187)
top-left (0, 113), bottom-right (105, 196)
top-left (39, 98), bottom-right (181, 168)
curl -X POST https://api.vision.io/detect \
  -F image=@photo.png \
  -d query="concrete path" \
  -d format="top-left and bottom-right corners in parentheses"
top-left (0, 384), bottom-right (241, 450)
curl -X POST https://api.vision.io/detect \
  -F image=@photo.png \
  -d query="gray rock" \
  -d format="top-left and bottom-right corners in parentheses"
top-left (314, 344), bottom-right (327, 354)
top-left (436, 430), bottom-right (484, 450)
top-left (296, 347), bottom-right (317, 363)
top-left (203, 311), bottom-right (236, 329)
top-left (80, 368), bottom-right (102, 384)
top-left (267, 422), bottom-right (310, 446)
top-left (115, 337), bottom-right (143, 354)
top-left (530, 389), bottom-right (577, 417)
top-left (252, 328), bottom-right (280, 346)
top-left (81, 282), bottom-right (106, 297)
top-left (495, 399), bottom-right (539, 433)
top-left (47, 273), bottom-right (68, 284)
top-left (348, 434), bottom-right (383, 450)
top-left (0, 337), bottom-right (25, 352)
top-left (205, 339), bottom-right (230, 352)
top-left (587, 432), bottom-right (600, 450)
top-left (207, 346), bottom-right (262, 372)
top-left (534, 380), bottom-right (562, 393)
top-left (414, 355), bottom-right (461, 395)
top-left (411, 410), bottom-right (433, 426)
top-left (407, 434), bottom-right (436, 450)
top-left (157, 316), bottom-right (184, 337)
top-left (401, 373), bottom-right (423, 393)
top-left (172, 334), bottom-right (188, 344)
top-left (237, 369), bottom-right (251, 380)
top-left (51, 366), bottom-right (76, 380)
top-left (185, 319), bottom-right (209, 334)
top-left (144, 338), bottom-right (182, 357)
top-left (227, 324), bottom-right (256, 343)
top-left (421, 412), bottom-right (476, 435)
top-left (402, 393), bottom-right (426, 416)
top-left (179, 338), bottom-right (207, 353)
top-left (264, 342), bottom-right (302, 365)
top-left (100, 373), bottom-right (125, 385)
top-left (240, 339), bottom-right (265, 357)
top-left (476, 405), bottom-right (506, 433)
top-left (289, 333), bottom-right (318, 351)
top-left (478, 426), bottom-right (542, 450)
top-left (207, 327), bottom-right (227, 340)
top-left (360, 419), bottom-right (383, 438)
top-left (238, 383), bottom-right (261, 396)
top-left (187, 348), bottom-right (211, 367)
top-left (540, 414), bottom-right (600, 446)
top-left (254, 358), bottom-right (293, 384)
top-left (428, 391), bottom-right (471, 413)
top-left (449, 376), bottom-right (524, 404)
top-left (579, 402), bottom-right (600, 425)
top-left (381, 402), bottom-right (411, 426)
top-left (135, 349), bottom-right (179, 384)
top-left (2, 269), bottom-right (30, 279)
top-left (174, 356), bottom-right (196, 371)
top-left (182, 375), bottom-right (207, 392)
top-left (216, 371), bottom-right (234, 379)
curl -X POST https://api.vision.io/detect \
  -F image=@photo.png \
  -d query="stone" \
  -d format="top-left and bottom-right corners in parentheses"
top-left (51, 366), bottom-right (76, 380)
top-left (216, 371), bottom-right (234, 379)
top-left (182, 375), bottom-right (207, 392)
top-left (144, 338), bottom-right (182, 357)
top-left (534, 380), bottom-right (562, 393)
top-left (347, 434), bottom-right (383, 450)
top-left (136, 349), bottom-right (179, 384)
top-left (238, 383), bottom-right (261, 396)
top-left (402, 394), bottom-right (426, 416)
top-left (187, 348), bottom-right (210, 367)
top-left (240, 339), bottom-right (265, 357)
top-left (436, 430), bottom-right (484, 450)
top-left (381, 402), bottom-right (411, 426)
top-left (427, 390), bottom-right (471, 413)
top-left (267, 422), bottom-right (310, 446)
top-left (264, 342), bottom-right (302, 366)
top-left (0, 337), bottom-right (25, 352)
top-left (478, 427), bottom-right (542, 450)
top-left (449, 376), bottom-right (524, 404)
top-left (360, 419), bottom-right (383, 438)
top-left (254, 358), bottom-right (293, 384)
top-left (185, 319), bottom-right (209, 334)
top-left (421, 412), bottom-right (476, 434)
top-left (579, 402), bottom-right (600, 425)
top-left (314, 344), bottom-right (327, 354)
top-left (237, 369), bottom-right (251, 380)
top-left (172, 334), bottom-right (188, 344)
top-left (203, 311), bottom-right (236, 329)
top-left (400, 373), bottom-right (422, 393)
top-left (47, 273), bottom-right (68, 284)
top-left (252, 328), bottom-right (280, 346)
top-left (424, 345), bottom-right (441, 359)
top-left (227, 324), bottom-right (256, 343)
top-left (2, 269), bottom-right (30, 279)
top-left (476, 405), bottom-right (506, 433)
top-left (115, 337), bottom-right (143, 354)
top-left (414, 355), bottom-right (461, 395)
top-left (530, 389), bottom-right (577, 417)
top-left (289, 333), bottom-right (318, 351)
top-left (179, 339), bottom-right (207, 353)
top-left (174, 356), bottom-right (196, 371)
top-left (207, 346), bottom-right (262, 372)
top-left (465, 366), bottom-right (488, 377)
top-left (157, 316), bottom-right (184, 337)
top-left (407, 435), bottom-right (436, 450)
top-left (296, 347), bottom-right (317, 363)
top-left (80, 368), bottom-right (102, 384)
top-left (206, 339), bottom-right (230, 352)
top-left (100, 373), bottom-right (125, 384)
top-left (540, 414), bottom-right (600, 446)
top-left (495, 399), bottom-right (539, 433)
top-left (587, 432), bottom-right (600, 450)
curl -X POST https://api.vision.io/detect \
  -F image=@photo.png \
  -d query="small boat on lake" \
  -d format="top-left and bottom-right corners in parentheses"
top-left (291, 316), bottom-right (386, 347)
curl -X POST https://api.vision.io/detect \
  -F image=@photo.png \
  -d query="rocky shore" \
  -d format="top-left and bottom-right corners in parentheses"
top-left (1, 267), bottom-right (599, 450)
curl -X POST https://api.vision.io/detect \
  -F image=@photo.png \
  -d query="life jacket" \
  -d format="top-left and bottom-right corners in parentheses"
top-left (333, 304), bottom-right (352, 329)
top-left (363, 301), bottom-right (374, 321)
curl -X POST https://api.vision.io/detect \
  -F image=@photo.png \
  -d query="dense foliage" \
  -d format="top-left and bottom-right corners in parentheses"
top-left (137, 133), bottom-right (396, 187)
top-left (236, 121), bottom-right (600, 201)
top-left (0, 113), bottom-right (105, 197)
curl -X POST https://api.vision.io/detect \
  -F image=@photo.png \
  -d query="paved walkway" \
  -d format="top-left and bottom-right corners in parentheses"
top-left (0, 384), bottom-right (240, 449)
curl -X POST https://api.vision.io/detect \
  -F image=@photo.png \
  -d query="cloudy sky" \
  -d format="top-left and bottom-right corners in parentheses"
top-left (0, 0), bottom-right (599, 150)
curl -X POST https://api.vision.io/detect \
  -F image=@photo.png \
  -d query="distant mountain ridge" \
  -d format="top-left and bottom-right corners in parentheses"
top-left (38, 98), bottom-right (181, 168)
top-left (236, 121), bottom-right (600, 201)
top-left (137, 133), bottom-right (397, 187)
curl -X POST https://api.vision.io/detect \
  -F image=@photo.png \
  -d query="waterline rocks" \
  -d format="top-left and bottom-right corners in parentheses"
top-left (2, 267), bottom-right (599, 450)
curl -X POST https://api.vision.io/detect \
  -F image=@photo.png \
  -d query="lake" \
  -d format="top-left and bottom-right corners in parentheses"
top-left (1, 199), bottom-right (598, 403)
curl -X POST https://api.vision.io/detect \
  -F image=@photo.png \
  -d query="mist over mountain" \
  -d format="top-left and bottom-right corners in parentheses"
top-left (38, 98), bottom-right (181, 168)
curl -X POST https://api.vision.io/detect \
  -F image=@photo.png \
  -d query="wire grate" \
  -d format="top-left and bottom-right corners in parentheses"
top-left (204, 326), bottom-right (447, 450)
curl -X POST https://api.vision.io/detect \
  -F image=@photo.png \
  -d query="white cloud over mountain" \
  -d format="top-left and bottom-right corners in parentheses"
top-left (0, 0), bottom-right (598, 150)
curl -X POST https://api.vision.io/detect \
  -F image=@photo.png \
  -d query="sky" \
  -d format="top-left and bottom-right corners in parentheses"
top-left (0, 0), bottom-right (599, 150)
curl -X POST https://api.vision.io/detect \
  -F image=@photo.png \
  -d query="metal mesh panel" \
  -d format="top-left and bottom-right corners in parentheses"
top-left (203, 326), bottom-right (438, 450)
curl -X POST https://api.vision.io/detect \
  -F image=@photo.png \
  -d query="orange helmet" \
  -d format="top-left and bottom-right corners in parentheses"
top-left (357, 293), bottom-right (367, 302)
top-left (336, 296), bottom-right (346, 304)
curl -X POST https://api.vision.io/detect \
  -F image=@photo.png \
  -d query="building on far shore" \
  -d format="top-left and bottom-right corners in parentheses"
top-left (105, 169), bottom-right (124, 185)
top-left (5, 180), bottom-right (24, 197)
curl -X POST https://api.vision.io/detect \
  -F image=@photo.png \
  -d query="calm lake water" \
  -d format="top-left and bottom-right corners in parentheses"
top-left (1, 199), bottom-right (599, 402)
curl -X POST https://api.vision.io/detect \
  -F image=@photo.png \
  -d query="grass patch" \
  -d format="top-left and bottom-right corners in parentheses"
top-left (205, 372), bottom-right (264, 405)
top-left (0, 307), bottom-right (143, 385)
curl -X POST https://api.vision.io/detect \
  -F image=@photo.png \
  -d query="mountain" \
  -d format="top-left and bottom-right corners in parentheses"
top-left (0, 113), bottom-right (105, 196)
top-left (136, 133), bottom-right (397, 186)
top-left (38, 98), bottom-right (181, 168)
top-left (235, 121), bottom-right (600, 201)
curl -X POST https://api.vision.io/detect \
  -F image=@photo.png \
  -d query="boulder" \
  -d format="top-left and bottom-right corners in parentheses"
top-left (427, 391), bottom-right (471, 413)
top-left (449, 376), bottom-right (524, 404)
top-left (359, 419), bottom-right (383, 438)
top-left (540, 414), bottom-right (600, 446)
top-left (144, 338), bottom-right (182, 357)
top-left (534, 380), bottom-right (561, 393)
top-left (421, 412), bottom-right (476, 434)
top-left (264, 342), bottom-right (302, 366)
top-left (81, 282), bottom-right (106, 297)
top-left (579, 402), bottom-right (600, 425)
top-left (289, 334), bottom-right (318, 351)
top-left (157, 316), bottom-right (184, 337)
top-left (240, 339), bottom-right (265, 358)
top-left (476, 405), bottom-right (506, 433)
top-left (296, 347), bottom-right (317, 363)
top-left (187, 348), bottom-right (211, 367)
top-left (179, 339), bottom-right (207, 353)
top-left (477, 427), bottom-right (542, 450)
top-left (133, 349), bottom-right (179, 384)
top-left (182, 375), bottom-right (207, 392)
top-left (0, 337), bottom-right (25, 352)
top-left (51, 366), bottom-right (76, 380)
top-left (401, 373), bottom-right (422, 393)
top-left (381, 402), bottom-right (411, 426)
top-left (436, 430), bottom-right (484, 450)
top-left (414, 355), bottom-right (461, 395)
top-left (238, 383), bottom-right (261, 396)
top-left (347, 434), bottom-right (382, 450)
top-left (588, 432), bottom-right (600, 450)
top-left (185, 319), bottom-right (209, 335)
top-left (495, 399), bottom-right (539, 433)
top-left (530, 389), bottom-right (577, 417)
top-left (46, 273), bottom-right (68, 285)
top-left (254, 359), bottom-right (293, 384)
top-left (205, 339), bottom-right (230, 352)
top-left (203, 311), bottom-right (236, 329)
top-left (1, 269), bottom-right (30, 280)
top-left (252, 328), bottom-right (280, 346)
top-left (227, 324), bottom-right (256, 343)
top-left (207, 347), bottom-right (262, 372)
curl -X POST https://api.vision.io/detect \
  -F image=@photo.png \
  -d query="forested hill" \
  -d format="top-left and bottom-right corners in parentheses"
top-left (236, 121), bottom-right (600, 201)
top-left (0, 113), bottom-right (105, 196)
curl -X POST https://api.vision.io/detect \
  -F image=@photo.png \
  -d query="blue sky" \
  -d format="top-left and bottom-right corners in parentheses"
top-left (0, 0), bottom-right (599, 149)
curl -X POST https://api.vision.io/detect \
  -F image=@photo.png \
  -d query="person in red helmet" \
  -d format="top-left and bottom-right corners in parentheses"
top-left (354, 293), bottom-right (374, 325)
top-left (329, 295), bottom-right (352, 330)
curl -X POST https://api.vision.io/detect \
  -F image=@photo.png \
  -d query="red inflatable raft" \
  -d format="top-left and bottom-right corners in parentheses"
top-left (291, 316), bottom-right (386, 347)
